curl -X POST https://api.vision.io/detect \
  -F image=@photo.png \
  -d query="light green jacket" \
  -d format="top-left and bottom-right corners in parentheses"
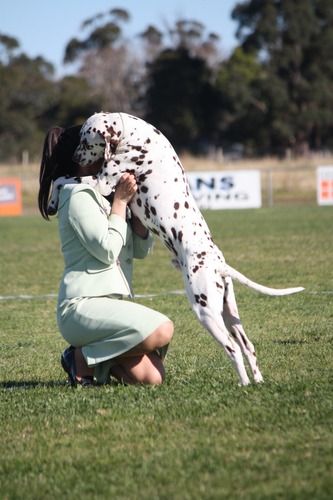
top-left (57, 184), bottom-right (153, 301)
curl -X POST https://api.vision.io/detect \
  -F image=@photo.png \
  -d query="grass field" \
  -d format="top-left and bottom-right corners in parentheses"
top-left (0, 206), bottom-right (332, 499)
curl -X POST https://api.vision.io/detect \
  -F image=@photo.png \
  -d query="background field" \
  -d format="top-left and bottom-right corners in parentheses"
top-left (0, 204), bottom-right (332, 499)
top-left (2, 153), bottom-right (333, 213)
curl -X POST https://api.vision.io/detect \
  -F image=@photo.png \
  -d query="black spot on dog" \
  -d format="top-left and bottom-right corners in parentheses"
top-left (144, 203), bottom-right (150, 219)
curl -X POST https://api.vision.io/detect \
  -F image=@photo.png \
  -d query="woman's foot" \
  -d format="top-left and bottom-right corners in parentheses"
top-left (61, 346), bottom-right (95, 387)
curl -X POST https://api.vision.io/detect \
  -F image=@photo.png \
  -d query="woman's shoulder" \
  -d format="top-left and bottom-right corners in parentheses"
top-left (59, 183), bottom-right (110, 213)
top-left (61, 182), bottom-right (101, 199)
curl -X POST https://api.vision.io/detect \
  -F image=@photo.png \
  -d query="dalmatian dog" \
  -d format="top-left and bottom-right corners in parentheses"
top-left (49, 112), bottom-right (304, 386)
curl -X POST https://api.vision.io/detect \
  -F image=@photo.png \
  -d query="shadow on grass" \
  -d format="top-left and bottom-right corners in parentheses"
top-left (0, 379), bottom-right (121, 390)
top-left (0, 380), bottom-right (67, 390)
top-left (273, 339), bottom-right (307, 345)
top-left (273, 336), bottom-right (321, 345)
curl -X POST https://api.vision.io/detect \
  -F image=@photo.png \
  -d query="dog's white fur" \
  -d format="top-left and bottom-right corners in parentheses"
top-left (49, 112), bottom-right (304, 385)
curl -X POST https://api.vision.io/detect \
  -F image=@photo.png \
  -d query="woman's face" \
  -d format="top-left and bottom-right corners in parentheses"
top-left (75, 157), bottom-right (105, 177)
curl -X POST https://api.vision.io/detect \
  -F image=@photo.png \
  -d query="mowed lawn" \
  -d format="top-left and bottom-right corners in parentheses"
top-left (0, 206), bottom-right (332, 499)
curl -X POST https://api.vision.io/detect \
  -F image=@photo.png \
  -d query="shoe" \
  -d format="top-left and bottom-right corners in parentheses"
top-left (61, 346), bottom-right (94, 387)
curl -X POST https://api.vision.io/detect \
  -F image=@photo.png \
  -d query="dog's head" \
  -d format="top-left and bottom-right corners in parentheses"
top-left (73, 112), bottom-right (122, 167)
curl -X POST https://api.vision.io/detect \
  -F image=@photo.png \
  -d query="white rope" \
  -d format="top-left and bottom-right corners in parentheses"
top-left (0, 289), bottom-right (332, 302)
top-left (0, 290), bottom-right (186, 302)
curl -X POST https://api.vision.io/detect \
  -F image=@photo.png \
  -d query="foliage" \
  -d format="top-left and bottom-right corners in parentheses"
top-left (144, 47), bottom-right (220, 151)
top-left (0, 207), bottom-right (332, 498)
top-left (63, 8), bottom-right (141, 115)
top-left (0, 37), bottom-right (99, 161)
top-left (232, 0), bottom-right (333, 154)
top-left (42, 76), bottom-right (102, 129)
top-left (0, 52), bottom-right (55, 161)
top-left (64, 8), bottom-right (129, 63)
top-left (215, 47), bottom-right (267, 154)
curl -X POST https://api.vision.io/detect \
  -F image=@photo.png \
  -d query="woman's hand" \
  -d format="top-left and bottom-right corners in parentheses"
top-left (111, 173), bottom-right (137, 220)
top-left (114, 173), bottom-right (137, 204)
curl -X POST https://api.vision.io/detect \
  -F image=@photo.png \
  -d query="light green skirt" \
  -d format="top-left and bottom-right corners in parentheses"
top-left (57, 295), bottom-right (170, 383)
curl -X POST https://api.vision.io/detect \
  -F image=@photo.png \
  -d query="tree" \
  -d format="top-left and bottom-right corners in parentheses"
top-left (0, 35), bottom-right (56, 161)
top-left (141, 20), bottom-right (222, 151)
top-left (215, 47), bottom-right (267, 154)
top-left (42, 76), bottom-right (102, 129)
top-left (63, 8), bottom-right (141, 114)
top-left (0, 34), bottom-right (100, 161)
top-left (232, 0), bottom-right (333, 154)
top-left (144, 47), bottom-right (220, 152)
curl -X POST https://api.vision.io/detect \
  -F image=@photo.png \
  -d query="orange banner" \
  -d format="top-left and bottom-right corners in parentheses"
top-left (0, 177), bottom-right (23, 216)
top-left (317, 166), bottom-right (333, 205)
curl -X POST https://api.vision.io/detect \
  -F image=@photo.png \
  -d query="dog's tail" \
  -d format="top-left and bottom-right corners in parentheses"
top-left (225, 264), bottom-right (304, 296)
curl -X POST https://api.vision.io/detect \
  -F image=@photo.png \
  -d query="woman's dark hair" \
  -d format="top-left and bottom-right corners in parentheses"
top-left (38, 125), bottom-right (82, 219)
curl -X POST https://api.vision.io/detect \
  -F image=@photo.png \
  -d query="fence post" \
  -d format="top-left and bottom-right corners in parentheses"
top-left (22, 150), bottom-right (29, 165)
top-left (267, 169), bottom-right (273, 207)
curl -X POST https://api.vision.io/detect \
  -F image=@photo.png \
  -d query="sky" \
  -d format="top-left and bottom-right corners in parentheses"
top-left (2, 0), bottom-right (240, 76)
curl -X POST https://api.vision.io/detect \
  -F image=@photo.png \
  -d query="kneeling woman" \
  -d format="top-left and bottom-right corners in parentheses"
top-left (38, 125), bottom-right (173, 387)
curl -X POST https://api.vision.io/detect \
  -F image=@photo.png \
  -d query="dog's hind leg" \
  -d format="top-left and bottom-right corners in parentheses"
top-left (222, 276), bottom-right (264, 383)
top-left (207, 315), bottom-right (251, 386)
top-left (192, 299), bottom-right (251, 386)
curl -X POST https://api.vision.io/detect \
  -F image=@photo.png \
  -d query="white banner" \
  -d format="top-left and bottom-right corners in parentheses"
top-left (186, 170), bottom-right (262, 209)
top-left (317, 166), bottom-right (333, 205)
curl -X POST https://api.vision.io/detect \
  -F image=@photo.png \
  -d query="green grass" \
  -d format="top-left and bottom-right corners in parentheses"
top-left (0, 206), bottom-right (332, 499)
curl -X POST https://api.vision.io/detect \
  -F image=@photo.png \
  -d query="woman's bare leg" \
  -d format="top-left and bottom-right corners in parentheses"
top-left (110, 352), bottom-right (165, 385)
top-left (74, 320), bottom-right (174, 384)
top-left (109, 321), bottom-right (174, 385)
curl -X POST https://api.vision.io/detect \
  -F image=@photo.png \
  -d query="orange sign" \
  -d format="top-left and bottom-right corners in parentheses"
top-left (0, 177), bottom-right (22, 216)
top-left (317, 166), bottom-right (333, 205)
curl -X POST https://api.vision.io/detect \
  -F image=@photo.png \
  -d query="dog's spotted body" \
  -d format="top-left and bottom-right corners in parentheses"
top-left (49, 112), bottom-right (304, 385)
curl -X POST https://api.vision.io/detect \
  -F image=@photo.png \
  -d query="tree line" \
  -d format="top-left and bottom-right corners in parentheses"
top-left (1, 0), bottom-right (332, 162)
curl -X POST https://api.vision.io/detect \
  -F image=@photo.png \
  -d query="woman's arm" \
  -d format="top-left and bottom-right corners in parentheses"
top-left (68, 174), bottom-right (138, 265)
top-left (111, 173), bottom-right (137, 220)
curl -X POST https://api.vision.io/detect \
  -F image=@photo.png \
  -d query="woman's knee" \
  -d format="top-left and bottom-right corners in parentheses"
top-left (153, 320), bottom-right (174, 348)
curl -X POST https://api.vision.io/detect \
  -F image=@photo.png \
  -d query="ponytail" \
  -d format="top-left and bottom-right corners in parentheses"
top-left (38, 125), bottom-right (81, 219)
